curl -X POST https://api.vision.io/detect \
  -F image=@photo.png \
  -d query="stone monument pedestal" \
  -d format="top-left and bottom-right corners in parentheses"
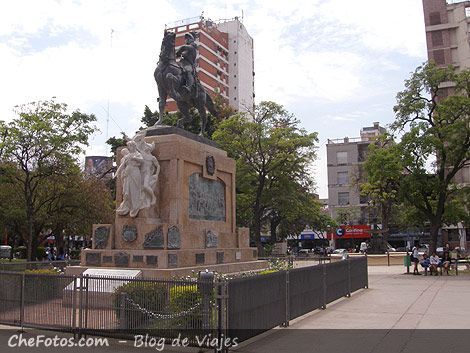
top-left (71, 127), bottom-right (267, 278)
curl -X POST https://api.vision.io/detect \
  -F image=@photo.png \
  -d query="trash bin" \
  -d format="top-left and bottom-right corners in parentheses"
top-left (0, 246), bottom-right (12, 259)
top-left (404, 254), bottom-right (411, 267)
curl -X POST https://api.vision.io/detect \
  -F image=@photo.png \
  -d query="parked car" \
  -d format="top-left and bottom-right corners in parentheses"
top-left (386, 243), bottom-right (397, 252)
top-left (332, 249), bottom-right (348, 255)
top-left (418, 244), bottom-right (429, 256)
top-left (298, 249), bottom-right (311, 257)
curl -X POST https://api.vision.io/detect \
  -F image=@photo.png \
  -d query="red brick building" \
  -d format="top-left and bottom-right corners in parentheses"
top-left (165, 16), bottom-right (254, 113)
top-left (421, 0), bottom-right (470, 248)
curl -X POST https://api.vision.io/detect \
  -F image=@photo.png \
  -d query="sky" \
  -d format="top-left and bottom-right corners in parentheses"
top-left (0, 0), bottom-right (428, 198)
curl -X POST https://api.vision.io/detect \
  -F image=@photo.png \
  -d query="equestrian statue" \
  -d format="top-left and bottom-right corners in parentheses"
top-left (153, 30), bottom-right (218, 135)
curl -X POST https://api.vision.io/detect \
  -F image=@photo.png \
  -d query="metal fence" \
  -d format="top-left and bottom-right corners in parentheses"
top-left (0, 271), bottom-right (219, 342)
top-left (227, 257), bottom-right (368, 342)
top-left (0, 257), bottom-right (368, 350)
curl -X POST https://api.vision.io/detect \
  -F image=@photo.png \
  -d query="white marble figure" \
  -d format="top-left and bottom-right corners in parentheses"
top-left (134, 131), bottom-right (161, 209)
top-left (116, 141), bottom-right (144, 218)
top-left (116, 132), bottom-right (160, 218)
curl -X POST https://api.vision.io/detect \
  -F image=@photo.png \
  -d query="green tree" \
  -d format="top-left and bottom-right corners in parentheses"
top-left (213, 101), bottom-right (319, 249)
top-left (335, 206), bottom-right (361, 225)
top-left (106, 132), bottom-right (129, 156)
top-left (0, 99), bottom-right (97, 260)
top-left (392, 62), bottom-right (470, 251)
top-left (361, 136), bottom-right (402, 248)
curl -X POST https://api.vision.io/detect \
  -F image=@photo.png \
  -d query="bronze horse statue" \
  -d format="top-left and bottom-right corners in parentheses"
top-left (153, 30), bottom-right (217, 135)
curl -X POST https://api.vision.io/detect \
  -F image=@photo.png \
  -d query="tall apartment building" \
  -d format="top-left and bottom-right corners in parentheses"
top-left (422, 0), bottom-right (470, 184)
top-left (164, 16), bottom-right (255, 113)
top-left (326, 122), bottom-right (386, 224)
top-left (422, 0), bottom-right (470, 249)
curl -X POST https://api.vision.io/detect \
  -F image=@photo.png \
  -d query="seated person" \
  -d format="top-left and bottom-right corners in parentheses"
top-left (429, 252), bottom-right (441, 275)
top-left (441, 247), bottom-right (451, 275)
top-left (420, 253), bottom-right (430, 274)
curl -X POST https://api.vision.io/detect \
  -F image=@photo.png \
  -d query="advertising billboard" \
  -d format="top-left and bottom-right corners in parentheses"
top-left (84, 156), bottom-right (113, 179)
top-left (328, 225), bottom-right (371, 239)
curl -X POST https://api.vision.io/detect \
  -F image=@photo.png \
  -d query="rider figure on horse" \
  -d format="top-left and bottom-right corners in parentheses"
top-left (176, 32), bottom-right (198, 94)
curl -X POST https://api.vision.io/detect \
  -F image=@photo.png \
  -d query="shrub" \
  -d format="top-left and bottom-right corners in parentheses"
top-left (23, 271), bottom-right (64, 301)
top-left (35, 247), bottom-right (46, 260)
top-left (25, 268), bottom-right (61, 275)
top-left (114, 281), bottom-right (168, 329)
top-left (257, 269), bottom-right (278, 275)
top-left (70, 249), bottom-right (81, 260)
top-left (167, 284), bottom-right (206, 329)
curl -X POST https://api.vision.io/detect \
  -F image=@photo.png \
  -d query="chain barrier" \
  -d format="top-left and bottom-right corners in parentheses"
top-left (124, 296), bottom-right (204, 320)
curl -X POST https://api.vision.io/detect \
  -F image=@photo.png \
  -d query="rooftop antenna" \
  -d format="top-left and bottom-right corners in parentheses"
top-left (241, 9), bottom-right (244, 22)
top-left (106, 28), bottom-right (114, 140)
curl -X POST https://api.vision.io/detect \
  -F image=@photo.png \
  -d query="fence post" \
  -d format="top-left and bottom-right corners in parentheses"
top-left (346, 259), bottom-right (351, 298)
top-left (72, 276), bottom-right (77, 338)
top-left (78, 273), bottom-right (84, 338)
top-left (198, 271), bottom-right (214, 331)
top-left (84, 274), bottom-right (89, 334)
top-left (119, 292), bottom-right (128, 330)
top-left (216, 279), bottom-right (229, 353)
top-left (321, 264), bottom-right (327, 310)
top-left (364, 257), bottom-right (369, 289)
top-left (20, 272), bottom-right (25, 331)
top-left (282, 270), bottom-right (290, 327)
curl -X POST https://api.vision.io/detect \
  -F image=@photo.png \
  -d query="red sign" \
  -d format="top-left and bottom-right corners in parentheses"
top-left (328, 225), bottom-right (371, 239)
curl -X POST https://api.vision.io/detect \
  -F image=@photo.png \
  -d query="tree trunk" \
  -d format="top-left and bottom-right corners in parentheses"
top-left (429, 223), bottom-right (439, 254)
top-left (381, 203), bottom-right (390, 251)
top-left (253, 174), bottom-right (266, 253)
top-left (269, 217), bottom-right (281, 245)
top-left (26, 217), bottom-right (34, 261)
top-left (253, 211), bottom-right (263, 254)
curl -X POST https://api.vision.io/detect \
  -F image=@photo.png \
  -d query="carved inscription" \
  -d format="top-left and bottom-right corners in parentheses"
top-left (195, 253), bottom-right (205, 265)
top-left (94, 226), bottom-right (109, 249)
top-left (189, 173), bottom-right (225, 221)
top-left (114, 252), bottom-right (130, 267)
top-left (146, 255), bottom-right (158, 266)
top-left (143, 226), bottom-right (164, 249)
top-left (122, 225), bottom-right (137, 242)
top-left (168, 253), bottom-right (178, 268)
top-left (205, 230), bottom-right (218, 248)
top-left (167, 226), bottom-right (181, 249)
top-left (86, 252), bottom-right (101, 266)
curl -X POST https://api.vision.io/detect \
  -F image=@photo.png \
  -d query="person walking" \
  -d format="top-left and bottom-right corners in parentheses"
top-left (411, 244), bottom-right (420, 275)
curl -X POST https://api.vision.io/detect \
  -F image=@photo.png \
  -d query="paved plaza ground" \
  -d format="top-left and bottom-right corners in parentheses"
top-left (0, 265), bottom-right (468, 352)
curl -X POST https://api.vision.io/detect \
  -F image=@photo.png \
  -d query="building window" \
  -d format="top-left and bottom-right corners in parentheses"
top-left (338, 192), bottom-right (350, 206)
top-left (337, 171), bottom-right (349, 185)
top-left (429, 12), bottom-right (441, 26)
top-left (433, 49), bottom-right (445, 65)
top-left (337, 151), bottom-right (348, 165)
top-left (466, 8), bottom-right (470, 18)
top-left (431, 31), bottom-right (443, 46)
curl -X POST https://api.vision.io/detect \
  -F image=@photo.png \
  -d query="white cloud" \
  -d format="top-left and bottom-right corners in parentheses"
top-left (319, 0), bottom-right (426, 58)
top-left (1, 0), bottom-right (427, 197)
